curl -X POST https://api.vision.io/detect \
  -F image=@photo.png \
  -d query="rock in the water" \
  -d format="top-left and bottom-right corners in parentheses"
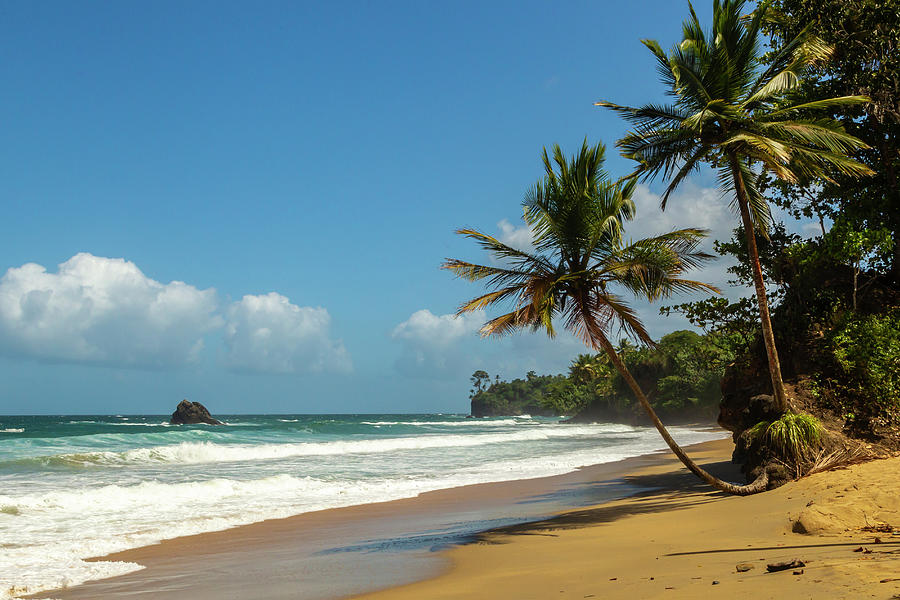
top-left (170, 400), bottom-right (223, 425)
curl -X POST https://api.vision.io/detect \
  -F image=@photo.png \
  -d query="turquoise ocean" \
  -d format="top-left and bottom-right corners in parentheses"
top-left (0, 414), bottom-right (726, 599)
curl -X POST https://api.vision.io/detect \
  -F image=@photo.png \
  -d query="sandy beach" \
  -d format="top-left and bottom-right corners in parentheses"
top-left (358, 442), bottom-right (900, 600)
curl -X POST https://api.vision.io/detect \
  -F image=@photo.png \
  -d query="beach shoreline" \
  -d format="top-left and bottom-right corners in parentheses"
top-left (30, 437), bottom-right (734, 600)
top-left (28, 432), bottom-right (900, 600)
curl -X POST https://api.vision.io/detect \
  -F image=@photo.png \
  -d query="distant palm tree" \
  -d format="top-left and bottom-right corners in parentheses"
top-left (596, 0), bottom-right (873, 413)
top-left (568, 353), bottom-right (607, 385)
top-left (444, 140), bottom-right (767, 495)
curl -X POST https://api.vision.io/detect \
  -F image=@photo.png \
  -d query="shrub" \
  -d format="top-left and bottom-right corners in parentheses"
top-left (831, 310), bottom-right (900, 421)
top-left (748, 411), bottom-right (824, 461)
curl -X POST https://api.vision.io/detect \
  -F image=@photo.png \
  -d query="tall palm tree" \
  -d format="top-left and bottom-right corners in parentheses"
top-left (444, 140), bottom-right (767, 495)
top-left (596, 0), bottom-right (873, 413)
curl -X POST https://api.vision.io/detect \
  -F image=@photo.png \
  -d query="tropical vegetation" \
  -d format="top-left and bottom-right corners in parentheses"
top-left (595, 0), bottom-right (873, 414)
top-left (471, 328), bottom-right (735, 421)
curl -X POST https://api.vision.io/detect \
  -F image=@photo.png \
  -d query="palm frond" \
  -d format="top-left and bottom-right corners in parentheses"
top-left (591, 292), bottom-right (654, 346)
top-left (456, 284), bottom-right (529, 313)
top-left (757, 119), bottom-right (870, 155)
top-left (765, 95), bottom-right (870, 119)
top-left (446, 143), bottom-right (716, 373)
top-left (605, 234), bottom-right (720, 299)
top-left (593, 101), bottom-right (689, 129)
top-left (441, 259), bottom-right (531, 286)
top-left (479, 307), bottom-right (539, 338)
top-left (660, 144), bottom-right (712, 208)
top-left (640, 39), bottom-right (678, 92)
top-left (452, 228), bottom-right (553, 272)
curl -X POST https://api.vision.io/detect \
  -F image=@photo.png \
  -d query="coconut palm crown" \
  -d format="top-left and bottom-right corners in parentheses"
top-left (445, 141), bottom-right (716, 349)
top-left (595, 0), bottom-right (873, 412)
top-left (444, 140), bottom-right (767, 495)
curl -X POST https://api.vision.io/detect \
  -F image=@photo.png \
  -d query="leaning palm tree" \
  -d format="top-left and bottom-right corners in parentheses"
top-left (595, 0), bottom-right (873, 414)
top-left (444, 140), bottom-right (767, 495)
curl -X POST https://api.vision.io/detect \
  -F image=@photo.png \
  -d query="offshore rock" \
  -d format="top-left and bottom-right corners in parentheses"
top-left (170, 400), bottom-right (223, 425)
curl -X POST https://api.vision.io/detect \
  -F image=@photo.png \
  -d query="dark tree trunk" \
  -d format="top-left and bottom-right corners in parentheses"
top-left (729, 155), bottom-right (789, 414)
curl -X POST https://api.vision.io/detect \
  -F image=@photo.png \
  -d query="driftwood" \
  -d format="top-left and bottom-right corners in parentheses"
top-left (766, 559), bottom-right (806, 573)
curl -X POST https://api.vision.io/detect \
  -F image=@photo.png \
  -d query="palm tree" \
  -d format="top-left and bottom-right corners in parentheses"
top-left (444, 140), bottom-right (767, 495)
top-left (596, 0), bottom-right (873, 413)
top-left (569, 353), bottom-right (606, 385)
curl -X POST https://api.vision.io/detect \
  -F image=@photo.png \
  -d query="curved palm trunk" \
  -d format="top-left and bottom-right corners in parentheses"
top-left (594, 333), bottom-right (768, 496)
top-left (728, 155), bottom-right (789, 414)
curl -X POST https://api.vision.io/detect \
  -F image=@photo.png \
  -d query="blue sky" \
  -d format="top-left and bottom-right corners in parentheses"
top-left (0, 0), bottom-right (795, 415)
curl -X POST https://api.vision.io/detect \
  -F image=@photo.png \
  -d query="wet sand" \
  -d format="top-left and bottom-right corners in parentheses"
top-left (32, 438), bottom-right (736, 600)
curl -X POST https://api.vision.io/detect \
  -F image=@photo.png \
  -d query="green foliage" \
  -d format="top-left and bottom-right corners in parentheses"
top-left (469, 370), bottom-right (490, 399)
top-left (830, 310), bottom-right (900, 420)
top-left (747, 412), bottom-right (824, 461)
top-left (764, 0), bottom-right (900, 281)
top-left (825, 220), bottom-right (893, 276)
top-left (540, 381), bottom-right (596, 416)
top-left (768, 412), bottom-right (824, 460)
top-left (661, 296), bottom-right (758, 358)
top-left (469, 372), bottom-right (568, 417)
top-left (613, 330), bottom-right (731, 418)
top-left (745, 420), bottom-right (771, 443)
top-left (713, 224), bottom-right (802, 291)
top-left (823, 219), bottom-right (894, 309)
top-left (469, 329), bottom-right (733, 420)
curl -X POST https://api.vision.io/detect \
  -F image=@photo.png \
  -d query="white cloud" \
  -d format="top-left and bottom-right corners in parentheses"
top-left (0, 254), bottom-right (354, 374)
top-left (390, 308), bottom-right (588, 380)
top-left (496, 219), bottom-right (535, 253)
top-left (0, 253), bottom-right (220, 367)
top-left (391, 309), bottom-right (485, 375)
top-left (392, 308), bottom-right (484, 346)
top-left (224, 292), bottom-right (351, 374)
top-left (629, 182), bottom-right (735, 246)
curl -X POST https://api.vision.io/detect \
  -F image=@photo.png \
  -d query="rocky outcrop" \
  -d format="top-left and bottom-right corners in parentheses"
top-left (717, 352), bottom-right (773, 435)
top-left (170, 400), bottom-right (223, 425)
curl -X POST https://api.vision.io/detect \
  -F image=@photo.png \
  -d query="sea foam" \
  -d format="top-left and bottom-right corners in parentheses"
top-left (44, 425), bottom-right (635, 467)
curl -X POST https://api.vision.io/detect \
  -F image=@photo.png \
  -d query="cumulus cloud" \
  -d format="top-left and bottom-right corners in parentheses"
top-left (0, 253), bottom-right (221, 367)
top-left (390, 308), bottom-right (588, 380)
top-left (629, 183), bottom-right (735, 246)
top-left (0, 253), bottom-right (353, 373)
top-left (496, 219), bottom-right (535, 252)
top-left (391, 309), bottom-right (485, 375)
top-left (224, 292), bottom-right (351, 374)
